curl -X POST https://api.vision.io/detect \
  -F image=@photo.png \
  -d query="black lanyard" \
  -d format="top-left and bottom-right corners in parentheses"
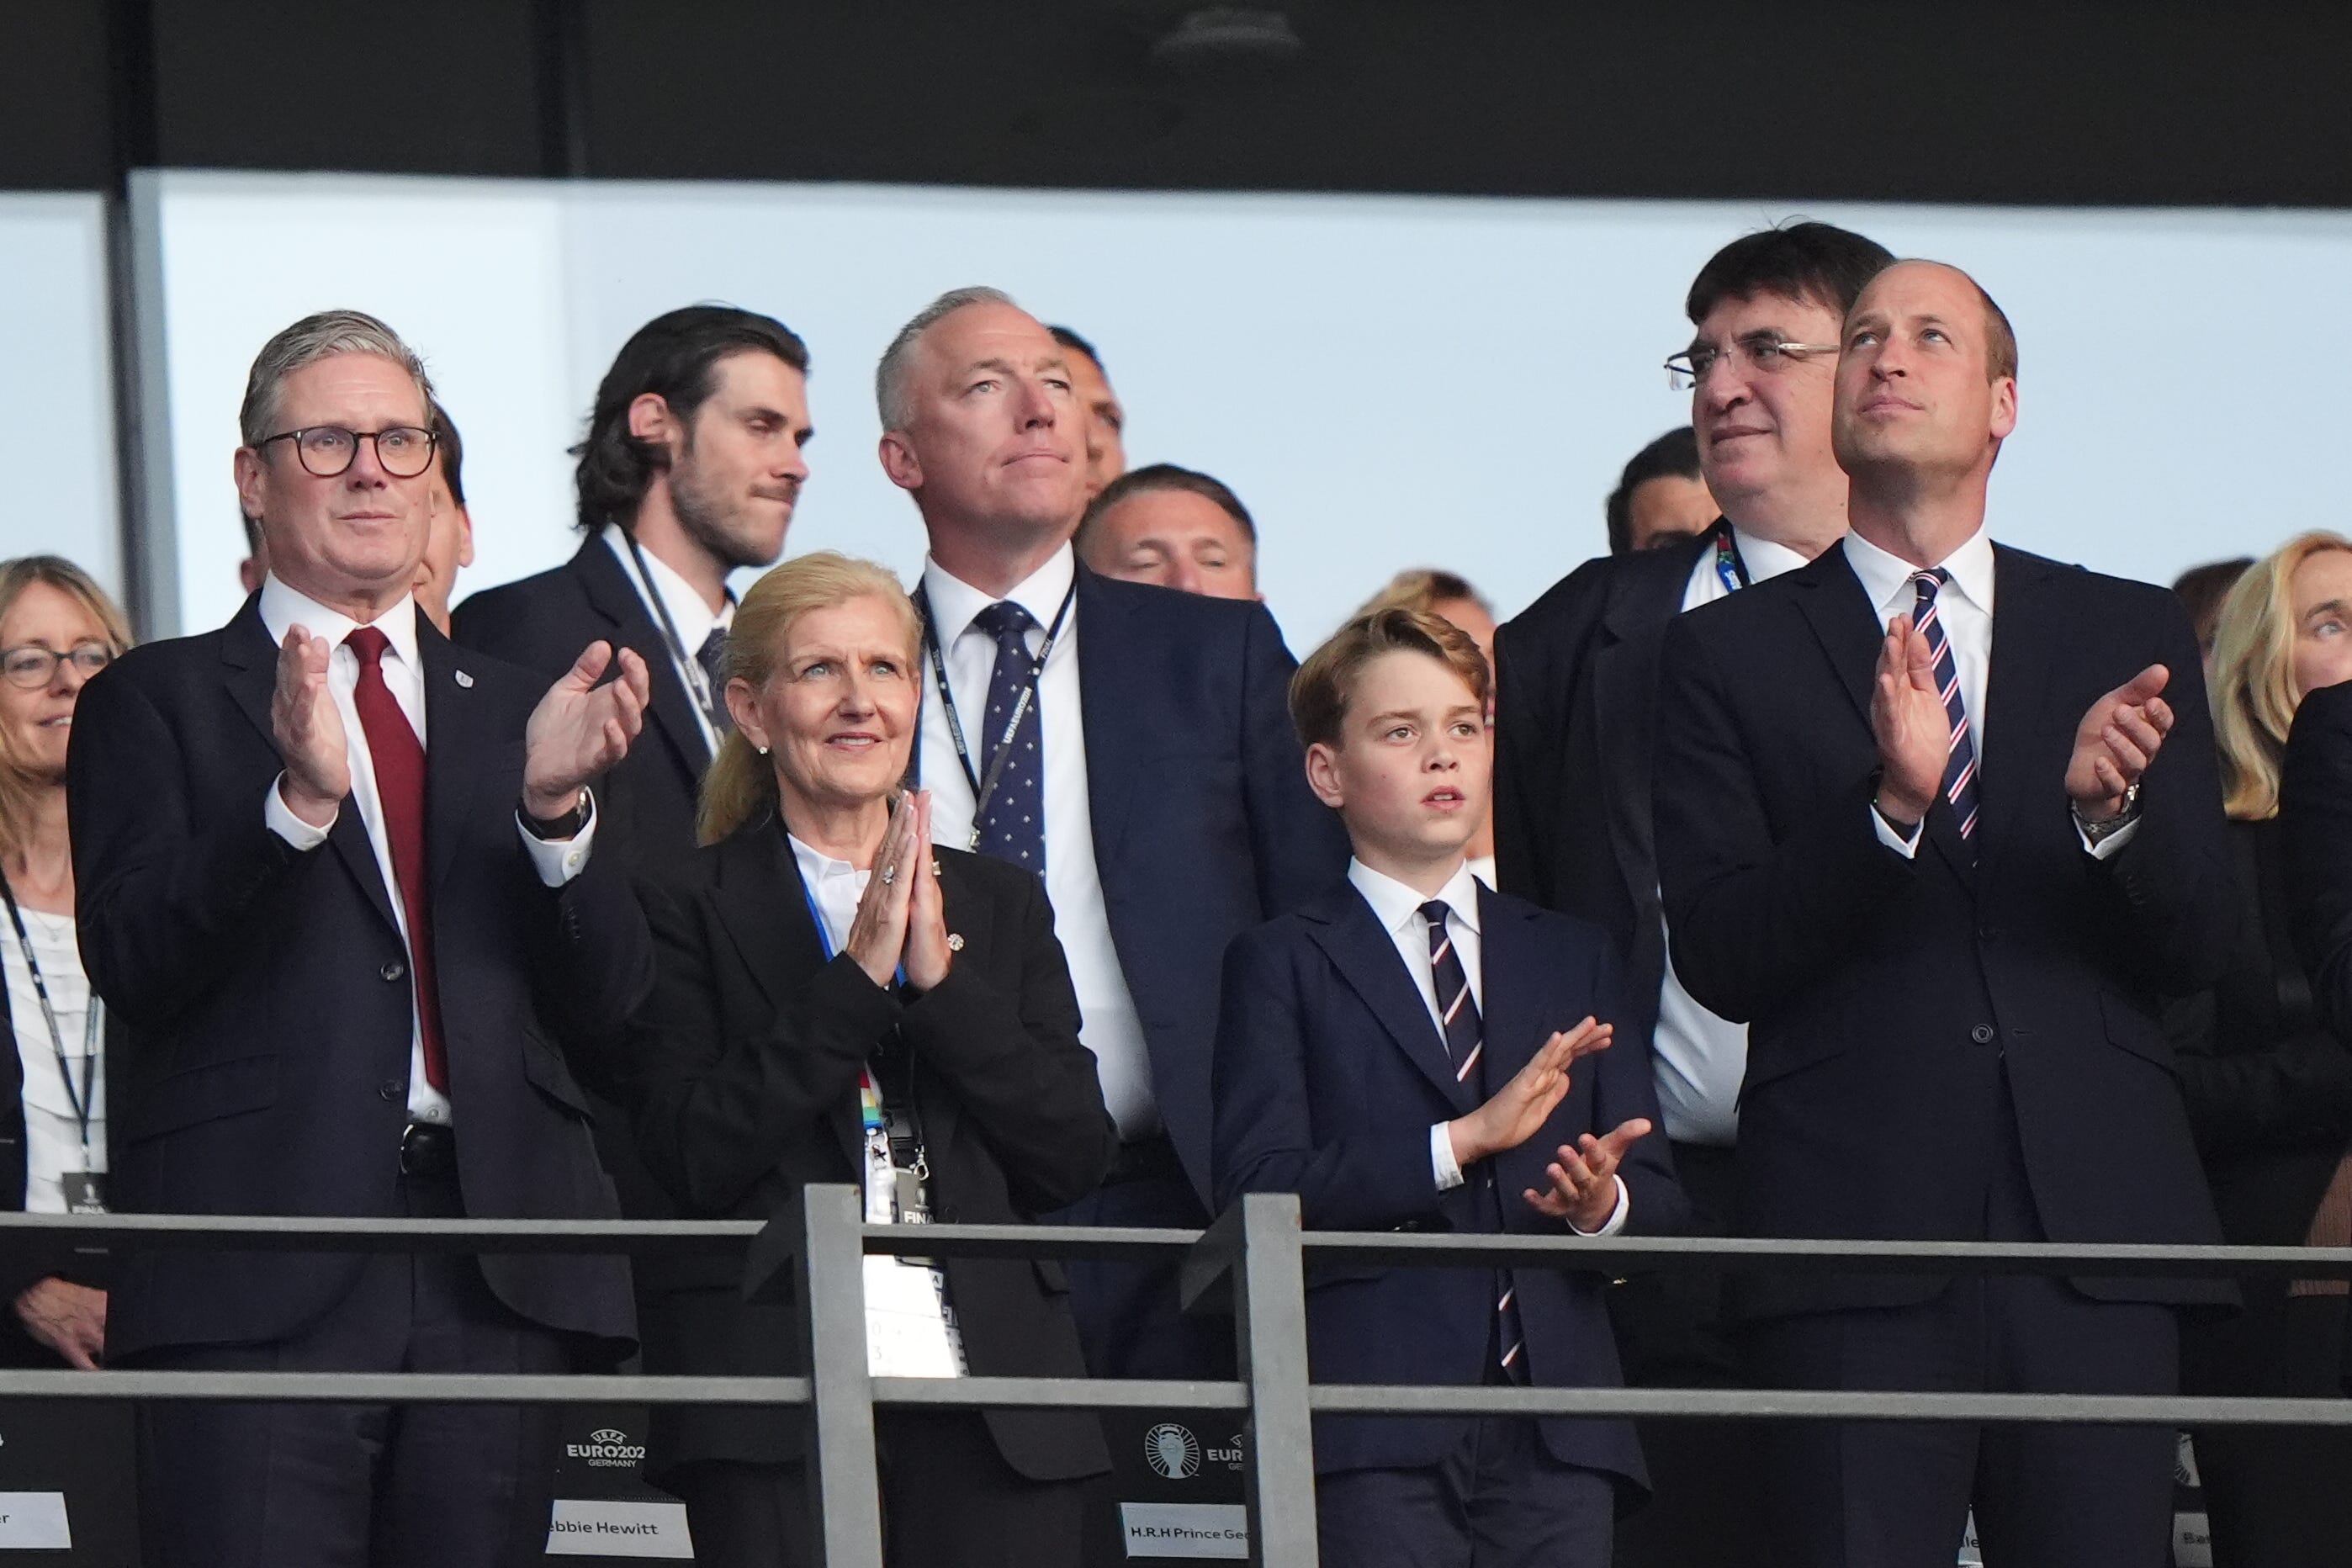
top-left (912, 580), bottom-right (1077, 850)
top-left (621, 532), bottom-right (728, 744)
top-left (0, 877), bottom-right (99, 1162)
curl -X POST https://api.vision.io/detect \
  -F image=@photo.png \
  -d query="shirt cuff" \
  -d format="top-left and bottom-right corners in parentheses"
top-left (1568, 1174), bottom-right (1629, 1237)
top-left (2078, 813), bottom-right (2142, 860)
top-left (265, 774), bottom-right (335, 848)
top-left (516, 789), bottom-right (597, 887)
top-left (1431, 1123), bottom-right (1465, 1192)
top-left (1872, 802), bottom-right (1926, 859)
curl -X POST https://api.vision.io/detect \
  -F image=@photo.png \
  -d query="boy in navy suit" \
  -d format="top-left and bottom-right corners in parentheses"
top-left (1213, 607), bottom-right (1683, 1566)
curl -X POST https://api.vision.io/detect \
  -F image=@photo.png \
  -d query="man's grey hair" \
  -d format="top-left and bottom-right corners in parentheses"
top-left (874, 286), bottom-right (1019, 434)
top-left (239, 309), bottom-right (436, 448)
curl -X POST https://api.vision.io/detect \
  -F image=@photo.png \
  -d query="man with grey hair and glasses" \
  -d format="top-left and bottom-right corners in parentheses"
top-left (877, 287), bottom-right (1345, 1391)
top-left (70, 309), bottom-right (655, 1566)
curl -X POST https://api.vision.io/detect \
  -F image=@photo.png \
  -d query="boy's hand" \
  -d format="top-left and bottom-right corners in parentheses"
top-left (1525, 1118), bottom-right (1653, 1231)
top-left (1446, 1018), bottom-right (1612, 1169)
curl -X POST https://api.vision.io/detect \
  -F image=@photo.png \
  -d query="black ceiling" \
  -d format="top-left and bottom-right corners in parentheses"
top-left (5, 2), bottom-right (2348, 207)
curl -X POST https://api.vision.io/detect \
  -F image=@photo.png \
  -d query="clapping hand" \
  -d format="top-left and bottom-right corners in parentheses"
top-left (522, 641), bottom-right (650, 823)
top-left (272, 624), bottom-right (349, 827)
top-left (1871, 612), bottom-right (1947, 830)
top-left (2066, 665), bottom-right (2171, 824)
top-left (899, 792), bottom-right (955, 993)
top-left (845, 792), bottom-right (924, 989)
top-left (1526, 1119), bottom-right (1653, 1232)
top-left (1446, 1018), bottom-right (1613, 1169)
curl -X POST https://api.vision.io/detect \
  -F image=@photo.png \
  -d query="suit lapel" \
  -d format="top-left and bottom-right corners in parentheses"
top-left (1304, 886), bottom-right (1476, 1115)
top-left (1790, 548), bottom-right (1883, 731)
top-left (1976, 546), bottom-right (2063, 860)
top-left (420, 622), bottom-right (495, 893)
top-left (1074, 566), bottom-right (1147, 872)
top-left (706, 825), bottom-right (864, 1171)
top-left (220, 601), bottom-right (400, 935)
top-left (1472, 884), bottom-right (1549, 1093)
top-left (576, 536), bottom-right (714, 784)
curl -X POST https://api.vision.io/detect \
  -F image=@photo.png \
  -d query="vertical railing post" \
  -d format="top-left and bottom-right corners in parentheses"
top-left (1195, 1192), bottom-right (1319, 1567)
top-left (792, 1184), bottom-right (884, 1568)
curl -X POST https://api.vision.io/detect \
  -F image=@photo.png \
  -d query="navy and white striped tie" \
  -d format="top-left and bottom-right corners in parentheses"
top-left (1422, 898), bottom-right (1528, 1384)
top-left (1910, 569), bottom-right (1981, 841)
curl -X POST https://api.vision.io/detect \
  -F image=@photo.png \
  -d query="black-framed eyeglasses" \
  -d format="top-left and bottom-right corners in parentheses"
top-left (1665, 337), bottom-right (1842, 392)
top-left (255, 425), bottom-right (438, 479)
top-left (0, 642), bottom-right (112, 690)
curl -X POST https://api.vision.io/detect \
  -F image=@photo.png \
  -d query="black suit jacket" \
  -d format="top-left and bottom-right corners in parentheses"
top-left (68, 600), bottom-right (650, 1359)
top-left (624, 820), bottom-right (1116, 1483)
top-left (453, 534), bottom-right (712, 877)
top-left (1653, 543), bottom-right (2233, 1319)
top-left (918, 564), bottom-right (1349, 1203)
top-left (1493, 533), bottom-right (1708, 1042)
top-left (1213, 879), bottom-right (1682, 1484)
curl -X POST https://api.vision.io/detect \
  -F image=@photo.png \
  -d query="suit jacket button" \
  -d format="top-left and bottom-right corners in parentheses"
top-left (1970, 1024), bottom-right (1995, 1044)
top-left (377, 1080), bottom-right (401, 1102)
top-left (381, 961), bottom-right (406, 983)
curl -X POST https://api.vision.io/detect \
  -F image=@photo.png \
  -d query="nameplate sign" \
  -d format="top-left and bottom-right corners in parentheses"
top-left (0, 1491), bottom-right (72, 1550)
top-left (544, 1499), bottom-right (692, 1559)
top-left (1119, 1502), bottom-right (1248, 1560)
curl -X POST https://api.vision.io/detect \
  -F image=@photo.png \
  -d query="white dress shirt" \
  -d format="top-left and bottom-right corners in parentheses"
top-left (1844, 530), bottom-right (2138, 862)
top-left (257, 576), bottom-right (596, 1125)
top-left (602, 522), bottom-right (734, 757)
top-left (1348, 858), bottom-right (1627, 1234)
top-left (1652, 526), bottom-right (1813, 1148)
top-left (2, 906), bottom-right (105, 1212)
top-left (916, 546), bottom-right (1157, 1140)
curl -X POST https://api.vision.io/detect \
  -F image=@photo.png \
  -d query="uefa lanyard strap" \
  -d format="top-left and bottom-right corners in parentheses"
top-left (1711, 518), bottom-right (1753, 596)
top-left (793, 858), bottom-right (924, 1214)
top-left (621, 531), bottom-right (728, 745)
top-left (0, 878), bottom-right (102, 1198)
top-left (912, 580), bottom-right (1077, 850)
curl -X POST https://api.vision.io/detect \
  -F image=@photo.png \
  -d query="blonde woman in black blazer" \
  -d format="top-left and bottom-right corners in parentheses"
top-left (624, 552), bottom-right (1115, 1568)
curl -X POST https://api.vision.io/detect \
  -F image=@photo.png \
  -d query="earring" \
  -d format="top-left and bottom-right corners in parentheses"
top-left (756, 744), bottom-right (771, 755)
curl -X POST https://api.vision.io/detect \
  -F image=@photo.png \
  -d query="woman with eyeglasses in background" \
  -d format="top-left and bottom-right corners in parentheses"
top-left (0, 556), bottom-right (130, 1369)
top-left (2172, 530), bottom-right (2352, 1565)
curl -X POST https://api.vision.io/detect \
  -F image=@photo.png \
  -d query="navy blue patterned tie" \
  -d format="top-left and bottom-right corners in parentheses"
top-left (1910, 570), bottom-right (1981, 840)
top-left (971, 601), bottom-right (1046, 874)
top-left (1422, 898), bottom-right (1528, 1384)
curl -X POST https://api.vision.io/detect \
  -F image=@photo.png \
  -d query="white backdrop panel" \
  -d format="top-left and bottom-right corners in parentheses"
top-left (0, 195), bottom-right (119, 597)
top-left (146, 173), bottom-right (2346, 647)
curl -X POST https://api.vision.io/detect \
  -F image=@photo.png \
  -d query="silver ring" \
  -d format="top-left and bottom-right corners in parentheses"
top-left (879, 863), bottom-right (897, 887)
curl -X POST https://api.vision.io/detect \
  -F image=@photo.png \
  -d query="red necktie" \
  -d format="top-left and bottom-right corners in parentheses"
top-left (345, 626), bottom-right (448, 1094)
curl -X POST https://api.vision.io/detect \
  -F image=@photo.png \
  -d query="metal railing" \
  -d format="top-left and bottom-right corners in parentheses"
top-left (1, 1193), bottom-right (2349, 1565)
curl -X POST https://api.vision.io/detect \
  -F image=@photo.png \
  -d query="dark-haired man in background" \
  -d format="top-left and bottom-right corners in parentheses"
top-left (453, 305), bottom-right (811, 870)
top-left (1604, 426), bottom-right (1714, 556)
top-left (1049, 325), bottom-right (1126, 501)
top-left (1075, 462), bottom-right (1259, 601)
top-left (1492, 220), bottom-right (1893, 1567)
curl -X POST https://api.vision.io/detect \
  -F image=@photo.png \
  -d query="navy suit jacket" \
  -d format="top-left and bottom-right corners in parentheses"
top-left (922, 564), bottom-right (1349, 1201)
top-left (69, 599), bottom-right (650, 1359)
top-left (1212, 876), bottom-right (1682, 1486)
top-left (1653, 544), bottom-right (2233, 1321)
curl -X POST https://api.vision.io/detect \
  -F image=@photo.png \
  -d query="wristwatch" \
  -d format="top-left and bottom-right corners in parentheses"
top-left (2072, 781), bottom-right (2140, 845)
top-left (522, 790), bottom-right (591, 841)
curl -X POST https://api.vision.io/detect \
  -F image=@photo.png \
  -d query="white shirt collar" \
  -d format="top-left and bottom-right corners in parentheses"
top-left (257, 574), bottom-right (421, 669)
top-left (787, 832), bottom-right (869, 893)
top-left (1348, 856), bottom-right (1483, 936)
top-left (602, 522), bottom-right (732, 649)
top-left (919, 543), bottom-right (1077, 645)
top-left (1842, 526), bottom-right (1997, 619)
top-left (1729, 525), bottom-right (1812, 585)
